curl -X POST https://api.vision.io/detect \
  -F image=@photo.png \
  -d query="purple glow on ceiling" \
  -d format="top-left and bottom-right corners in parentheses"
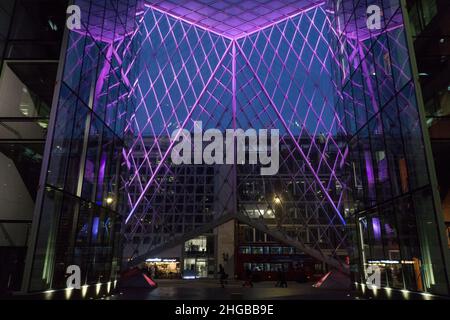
top-left (73, 0), bottom-right (139, 42)
top-left (144, 0), bottom-right (325, 38)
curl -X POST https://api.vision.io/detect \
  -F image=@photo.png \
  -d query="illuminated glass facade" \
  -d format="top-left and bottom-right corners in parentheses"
top-left (328, 0), bottom-right (449, 295)
top-left (16, 0), bottom-right (450, 297)
top-left (123, 2), bottom-right (349, 274)
top-left (22, 0), bottom-right (139, 292)
top-left (406, 0), bottom-right (450, 250)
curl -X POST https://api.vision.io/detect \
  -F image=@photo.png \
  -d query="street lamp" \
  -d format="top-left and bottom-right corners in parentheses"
top-left (273, 195), bottom-right (284, 230)
top-left (274, 195), bottom-right (281, 205)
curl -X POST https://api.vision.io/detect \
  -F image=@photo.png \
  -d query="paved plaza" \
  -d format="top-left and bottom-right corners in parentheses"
top-left (108, 279), bottom-right (358, 300)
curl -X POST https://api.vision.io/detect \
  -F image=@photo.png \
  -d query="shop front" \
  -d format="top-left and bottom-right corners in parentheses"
top-left (145, 258), bottom-right (181, 279)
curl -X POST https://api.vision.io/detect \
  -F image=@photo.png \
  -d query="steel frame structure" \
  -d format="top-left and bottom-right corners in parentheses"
top-left (122, 1), bottom-right (350, 271)
top-left (21, 0), bottom-right (450, 295)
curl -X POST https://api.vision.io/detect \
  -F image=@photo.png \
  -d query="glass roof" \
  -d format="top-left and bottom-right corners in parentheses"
top-left (144, 0), bottom-right (324, 38)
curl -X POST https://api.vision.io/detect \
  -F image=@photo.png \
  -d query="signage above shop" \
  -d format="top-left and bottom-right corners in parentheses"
top-left (146, 258), bottom-right (179, 263)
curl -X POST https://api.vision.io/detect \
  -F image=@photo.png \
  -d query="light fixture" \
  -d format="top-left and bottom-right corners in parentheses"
top-left (384, 287), bottom-right (392, 298)
top-left (44, 290), bottom-right (55, 300)
top-left (106, 197), bottom-right (114, 205)
top-left (65, 287), bottom-right (74, 300)
top-left (401, 289), bottom-right (410, 299)
top-left (96, 282), bottom-right (102, 295)
top-left (274, 196), bottom-right (281, 204)
top-left (38, 121), bottom-right (48, 129)
top-left (371, 285), bottom-right (378, 297)
top-left (81, 284), bottom-right (89, 298)
top-left (265, 209), bottom-right (274, 217)
top-left (421, 292), bottom-right (433, 300)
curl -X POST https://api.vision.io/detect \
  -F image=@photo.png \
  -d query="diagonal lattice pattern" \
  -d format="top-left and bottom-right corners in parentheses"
top-left (123, 4), bottom-right (349, 266)
top-left (232, 7), bottom-right (348, 256)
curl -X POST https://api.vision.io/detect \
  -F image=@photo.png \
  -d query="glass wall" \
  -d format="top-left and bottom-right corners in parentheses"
top-left (0, 1), bottom-right (13, 70)
top-left (23, 0), bottom-right (139, 292)
top-left (328, 0), bottom-right (450, 295)
top-left (407, 0), bottom-right (438, 37)
top-left (0, 0), bottom-right (68, 293)
top-left (405, 0), bottom-right (450, 249)
top-left (122, 2), bottom-right (349, 272)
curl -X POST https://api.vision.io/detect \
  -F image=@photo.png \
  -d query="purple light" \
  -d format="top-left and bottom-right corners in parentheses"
top-left (92, 217), bottom-right (100, 239)
top-left (378, 157), bottom-right (388, 182)
top-left (85, 159), bottom-right (95, 183)
top-left (235, 41), bottom-right (346, 225)
top-left (96, 153), bottom-right (107, 203)
top-left (372, 217), bottom-right (381, 241)
top-left (125, 40), bottom-right (235, 223)
top-left (365, 151), bottom-right (375, 185)
top-left (121, 4), bottom-right (348, 262)
top-left (94, 44), bottom-right (113, 104)
top-left (122, 5), bottom-right (345, 230)
top-left (53, 0), bottom-right (416, 272)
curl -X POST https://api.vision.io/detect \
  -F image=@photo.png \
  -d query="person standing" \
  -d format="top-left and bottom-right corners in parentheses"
top-left (277, 267), bottom-right (288, 288)
top-left (243, 267), bottom-right (254, 288)
top-left (150, 264), bottom-right (156, 279)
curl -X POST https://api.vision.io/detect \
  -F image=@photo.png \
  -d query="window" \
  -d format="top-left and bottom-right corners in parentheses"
top-left (239, 246), bottom-right (251, 254)
top-left (282, 247), bottom-right (294, 254)
top-left (185, 236), bottom-right (207, 253)
top-left (255, 229), bottom-right (265, 242)
top-left (252, 247), bottom-right (264, 254)
top-left (270, 247), bottom-right (282, 254)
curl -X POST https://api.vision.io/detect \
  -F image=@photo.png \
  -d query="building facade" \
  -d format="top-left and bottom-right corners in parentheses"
top-left (328, 0), bottom-right (450, 295)
top-left (19, 0), bottom-right (140, 292)
top-left (406, 0), bottom-right (450, 248)
top-left (124, 136), bottom-right (347, 280)
top-left (0, 0), bottom-right (68, 293)
top-left (0, 0), bottom-right (449, 298)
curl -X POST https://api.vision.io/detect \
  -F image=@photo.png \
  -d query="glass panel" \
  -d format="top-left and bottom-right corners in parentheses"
top-left (29, 188), bottom-right (63, 292)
